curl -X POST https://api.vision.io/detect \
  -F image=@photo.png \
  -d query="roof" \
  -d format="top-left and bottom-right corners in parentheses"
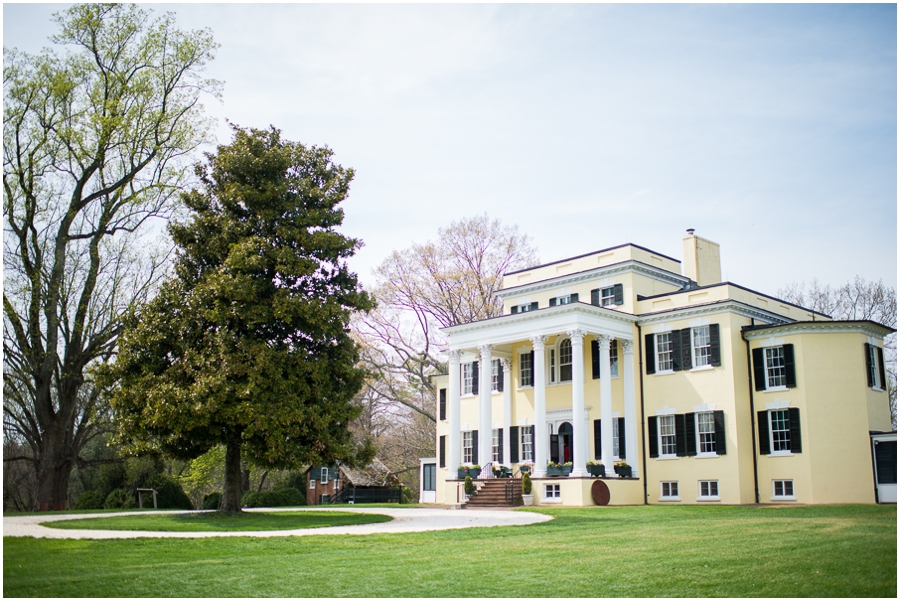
top-left (502, 242), bottom-right (680, 276)
top-left (339, 457), bottom-right (399, 487)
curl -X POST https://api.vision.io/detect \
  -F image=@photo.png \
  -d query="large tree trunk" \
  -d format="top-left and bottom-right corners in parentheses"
top-left (221, 438), bottom-right (244, 512)
top-left (33, 419), bottom-right (76, 511)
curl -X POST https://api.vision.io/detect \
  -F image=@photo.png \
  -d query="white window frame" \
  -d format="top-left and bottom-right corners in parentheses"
top-left (333, 473), bottom-right (339, 490)
top-left (519, 352), bottom-right (533, 388)
top-left (613, 418), bottom-right (621, 459)
top-left (559, 338), bottom-right (573, 382)
top-left (549, 348), bottom-right (556, 383)
top-left (491, 359), bottom-right (501, 392)
top-left (769, 409), bottom-right (792, 455)
top-left (609, 340), bottom-right (619, 377)
top-left (868, 345), bottom-right (882, 390)
top-left (517, 302), bottom-right (535, 313)
top-left (462, 362), bottom-right (475, 396)
top-left (462, 431), bottom-right (474, 464)
top-left (692, 326), bottom-right (712, 368)
top-left (660, 481), bottom-right (680, 501)
top-left (321, 467), bottom-right (329, 484)
top-left (600, 286), bottom-right (616, 307)
top-left (697, 412), bottom-right (717, 456)
top-left (522, 427), bottom-right (534, 462)
top-left (492, 429), bottom-right (501, 463)
top-left (772, 479), bottom-right (796, 501)
top-left (309, 475), bottom-right (316, 489)
top-left (658, 415), bottom-right (677, 457)
top-left (543, 483), bottom-right (561, 502)
top-left (764, 347), bottom-right (787, 390)
top-left (656, 332), bottom-right (674, 373)
top-left (698, 480), bottom-right (719, 501)
top-left (555, 295), bottom-right (572, 306)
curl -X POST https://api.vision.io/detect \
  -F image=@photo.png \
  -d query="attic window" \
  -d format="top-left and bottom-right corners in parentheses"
top-left (321, 467), bottom-right (329, 484)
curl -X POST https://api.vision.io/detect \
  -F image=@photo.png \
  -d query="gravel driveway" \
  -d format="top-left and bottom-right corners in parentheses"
top-left (3, 506), bottom-right (552, 539)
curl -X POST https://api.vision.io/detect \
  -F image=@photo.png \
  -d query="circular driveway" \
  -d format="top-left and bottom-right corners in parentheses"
top-left (3, 506), bottom-right (552, 539)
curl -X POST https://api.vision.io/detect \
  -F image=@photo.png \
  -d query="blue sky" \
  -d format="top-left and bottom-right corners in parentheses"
top-left (4, 3), bottom-right (897, 294)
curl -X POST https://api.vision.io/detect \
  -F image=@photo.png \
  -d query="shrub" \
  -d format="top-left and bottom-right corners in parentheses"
top-left (74, 490), bottom-right (105, 510)
top-left (464, 476), bottom-right (475, 495)
top-left (241, 486), bottom-right (307, 508)
top-left (103, 488), bottom-right (137, 509)
top-left (201, 492), bottom-right (222, 510)
top-left (144, 474), bottom-right (194, 510)
top-left (522, 473), bottom-right (532, 495)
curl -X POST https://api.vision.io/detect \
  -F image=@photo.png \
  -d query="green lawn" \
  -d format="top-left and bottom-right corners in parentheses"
top-left (4, 505), bottom-right (896, 597)
top-left (44, 510), bottom-right (393, 532)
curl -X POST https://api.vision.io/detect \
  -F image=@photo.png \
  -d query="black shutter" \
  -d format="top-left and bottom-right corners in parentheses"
top-left (878, 346), bottom-right (887, 390)
top-left (788, 407), bottom-right (802, 453)
top-left (684, 412), bottom-right (696, 456)
top-left (511, 305), bottom-right (519, 315)
top-left (757, 411), bottom-right (770, 455)
top-left (672, 331), bottom-right (683, 371)
top-left (570, 292), bottom-right (579, 303)
top-left (645, 334), bottom-right (656, 374)
top-left (752, 348), bottom-right (766, 391)
top-left (648, 417), bottom-right (659, 458)
top-left (783, 344), bottom-right (796, 388)
top-left (681, 329), bottom-right (693, 370)
top-left (709, 323), bottom-right (721, 367)
top-left (617, 417), bottom-right (626, 459)
top-left (439, 388), bottom-right (446, 421)
top-left (530, 301), bottom-right (539, 311)
top-left (472, 361), bottom-right (479, 395)
top-left (439, 436), bottom-right (446, 468)
top-left (529, 351), bottom-right (535, 386)
top-left (591, 340), bottom-right (600, 379)
top-left (498, 429), bottom-right (504, 463)
top-left (593, 419), bottom-right (602, 459)
top-left (472, 432), bottom-right (479, 464)
top-left (713, 410), bottom-right (726, 455)
top-left (614, 284), bottom-right (624, 305)
top-left (675, 414), bottom-right (687, 456)
top-left (590, 288), bottom-right (600, 306)
top-left (550, 434), bottom-right (560, 463)
top-left (549, 297), bottom-right (557, 307)
top-left (497, 359), bottom-right (504, 392)
top-left (510, 427), bottom-right (520, 463)
top-left (865, 343), bottom-right (875, 387)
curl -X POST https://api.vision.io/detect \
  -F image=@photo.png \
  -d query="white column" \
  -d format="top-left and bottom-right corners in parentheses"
top-left (622, 340), bottom-right (639, 478)
top-left (448, 350), bottom-right (461, 473)
top-left (478, 344), bottom-right (493, 467)
top-left (568, 329), bottom-right (588, 477)
top-left (531, 335), bottom-right (548, 478)
top-left (597, 334), bottom-right (616, 477)
top-left (502, 358), bottom-right (512, 467)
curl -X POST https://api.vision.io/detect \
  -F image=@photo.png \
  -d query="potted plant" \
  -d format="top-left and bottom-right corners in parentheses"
top-left (519, 461), bottom-right (533, 474)
top-left (457, 465), bottom-right (468, 479)
top-left (586, 461), bottom-right (605, 477)
top-left (547, 461), bottom-right (562, 477)
top-left (464, 475), bottom-right (475, 498)
top-left (614, 461), bottom-right (632, 478)
top-left (468, 464), bottom-right (482, 479)
top-left (521, 472), bottom-right (533, 506)
top-left (561, 461), bottom-right (573, 476)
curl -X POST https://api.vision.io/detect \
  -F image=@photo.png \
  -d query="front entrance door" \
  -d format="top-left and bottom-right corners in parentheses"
top-left (558, 422), bottom-right (573, 464)
top-left (873, 435), bottom-right (896, 503)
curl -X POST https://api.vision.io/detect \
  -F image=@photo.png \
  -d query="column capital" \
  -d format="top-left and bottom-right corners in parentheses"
top-left (448, 349), bottom-right (462, 362)
top-left (530, 335), bottom-right (548, 350)
top-left (500, 357), bottom-right (511, 370)
top-left (566, 329), bottom-right (587, 342)
top-left (478, 344), bottom-right (493, 357)
top-left (621, 339), bottom-right (634, 355)
top-left (595, 333), bottom-right (612, 349)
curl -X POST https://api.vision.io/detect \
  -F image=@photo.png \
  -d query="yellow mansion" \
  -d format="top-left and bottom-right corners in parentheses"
top-left (419, 230), bottom-right (896, 507)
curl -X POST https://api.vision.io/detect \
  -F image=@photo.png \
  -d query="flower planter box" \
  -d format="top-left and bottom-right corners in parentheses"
top-left (614, 465), bottom-right (632, 478)
top-left (546, 466), bottom-right (563, 477)
top-left (587, 464), bottom-right (606, 477)
top-left (457, 469), bottom-right (468, 479)
top-left (561, 465), bottom-right (573, 476)
top-left (467, 468), bottom-right (482, 479)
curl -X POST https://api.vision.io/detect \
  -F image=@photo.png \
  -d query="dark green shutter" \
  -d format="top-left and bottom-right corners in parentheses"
top-left (590, 288), bottom-right (600, 306)
top-left (472, 361), bottom-right (479, 395)
top-left (511, 305), bottom-right (519, 314)
top-left (439, 388), bottom-right (446, 421)
top-left (591, 340), bottom-right (600, 379)
top-left (714, 410), bottom-right (726, 455)
top-left (648, 416), bottom-right (659, 458)
top-left (528, 351), bottom-right (535, 386)
top-left (878, 346), bottom-right (887, 390)
top-left (617, 417), bottom-right (626, 459)
top-left (709, 323), bottom-right (721, 366)
top-left (757, 411), bottom-right (770, 455)
top-left (550, 434), bottom-right (559, 463)
top-left (614, 284), bottom-right (624, 305)
top-left (530, 301), bottom-right (538, 311)
top-left (671, 331), bottom-right (682, 371)
top-left (783, 344), bottom-right (796, 388)
top-left (645, 333), bottom-right (656, 374)
top-left (497, 359), bottom-right (504, 392)
top-left (549, 297), bottom-right (557, 307)
top-left (865, 343), bottom-right (875, 387)
top-left (471, 432), bottom-right (479, 464)
top-left (752, 348), bottom-right (765, 391)
top-left (510, 427), bottom-right (520, 463)
top-left (681, 329), bottom-right (692, 370)
top-left (439, 436), bottom-right (446, 468)
top-left (788, 407), bottom-right (802, 453)
top-left (570, 292), bottom-right (579, 303)
top-left (684, 412), bottom-right (696, 456)
top-left (675, 414), bottom-right (687, 456)
top-left (498, 429), bottom-right (504, 463)
top-left (594, 419), bottom-right (602, 459)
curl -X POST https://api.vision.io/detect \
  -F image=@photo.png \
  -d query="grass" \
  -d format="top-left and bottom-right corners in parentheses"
top-left (44, 510), bottom-right (393, 532)
top-left (4, 504), bottom-right (896, 597)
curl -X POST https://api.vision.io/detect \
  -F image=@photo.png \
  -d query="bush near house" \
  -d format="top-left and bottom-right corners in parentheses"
top-left (201, 493), bottom-right (222, 510)
top-left (103, 488), bottom-right (137, 509)
top-left (241, 486), bottom-right (307, 508)
top-left (74, 490), bottom-right (105, 510)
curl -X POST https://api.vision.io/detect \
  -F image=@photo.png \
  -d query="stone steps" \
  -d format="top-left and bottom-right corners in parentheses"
top-left (465, 479), bottom-right (523, 508)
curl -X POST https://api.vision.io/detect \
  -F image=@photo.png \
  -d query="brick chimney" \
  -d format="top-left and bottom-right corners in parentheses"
top-left (683, 229), bottom-right (721, 286)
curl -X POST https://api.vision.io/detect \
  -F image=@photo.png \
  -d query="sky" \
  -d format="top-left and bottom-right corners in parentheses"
top-left (4, 2), bottom-right (897, 296)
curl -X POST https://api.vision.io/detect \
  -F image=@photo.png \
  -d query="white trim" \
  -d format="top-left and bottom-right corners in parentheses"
top-left (655, 406), bottom-right (678, 416)
top-left (759, 336), bottom-right (786, 348)
top-left (688, 316), bottom-right (711, 327)
top-left (652, 323), bottom-right (673, 333)
top-left (692, 402), bottom-right (717, 412)
top-left (743, 321), bottom-right (894, 340)
top-left (638, 299), bottom-right (791, 327)
top-left (764, 399), bottom-right (791, 410)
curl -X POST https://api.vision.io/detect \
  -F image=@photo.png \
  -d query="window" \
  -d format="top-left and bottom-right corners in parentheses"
top-left (423, 464), bottom-right (436, 492)
top-left (550, 293), bottom-right (578, 307)
top-left (520, 352), bottom-right (533, 387)
top-left (522, 427), bottom-right (534, 462)
top-left (321, 467), bottom-right (329, 484)
top-left (439, 388), bottom-right (446, 421)
top-left (600, 286), bottom-right (616, 306)
top-left (591, 284), bottom-right (623, 307)
top-left (660, 481), bottom-right (679, 500)
top-left (752, 345), bottom-right (795, 391)
top-left (659, 415), bottom-right (677, 456)
top-left (462, 362), bottom-right (477, 395)
top-left (549, 349), bottom-right (556, 383)
top-left (544, 484), bottom-right (561, 499)
top-left (309, 474), bottom-right (316, 489)
top-left (612, 418), bottom-right (621, 458)
top-left (491, 359), bottom-right (501, 392)
top-left (692, 326), bottom-right (711, 367)
top-left (866, 343), bottom-right (886, 390)
top-left (758, 408), bottom-right (802, 455)
top-left (463, 431), bottom-right (474, 464)
top-left (698, 480), bottom-right (719, 500)
top-left (333, 473), bottom-right (340, 490)
top-left (772, 480), bottom-right (795, 500)
top-left (697, 412), bottom-right (716, 454)
top-left (510, 301), bottom-right (539, 314)
top-left (492, 429), bottom-right (501, 463)
top-left (657, 332), bottom-right (674, 372)
top-left (559, 339), bottom-right (572, 382)
top-left (609, 340), bottom-right (618, 377)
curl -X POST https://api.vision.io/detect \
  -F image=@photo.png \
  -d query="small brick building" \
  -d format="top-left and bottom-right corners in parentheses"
top-left (306, 458), bottom-right (402, 505)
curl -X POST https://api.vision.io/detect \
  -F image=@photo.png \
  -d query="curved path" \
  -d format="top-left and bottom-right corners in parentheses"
top-left (3, 506), bottom-right (552, 540)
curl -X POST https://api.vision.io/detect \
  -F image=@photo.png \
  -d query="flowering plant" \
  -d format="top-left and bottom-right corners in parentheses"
top-left (563, 461), bottom-right (573, 467)
top-left (586, 460), bottom-right (599, 466)
top-left (615, 461), bottom-right (630, 468)
top-left (547, 460), bottom-right (560, 468)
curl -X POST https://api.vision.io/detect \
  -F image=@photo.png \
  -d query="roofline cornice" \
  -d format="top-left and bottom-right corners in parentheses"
top-left (503, 242), bottom-right (681, 276)
top-left (496, 260), bottom-right (689, 299)
top-left (441, 302), bottom-right (639, 336)
top-left (742, 320), bottom-right (896, 340)
top-left (636, 299), bottom-right (794, 327)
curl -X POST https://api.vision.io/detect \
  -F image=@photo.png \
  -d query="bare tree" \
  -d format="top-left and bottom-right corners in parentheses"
top-left (3, 4), bottom-right (218, 509)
